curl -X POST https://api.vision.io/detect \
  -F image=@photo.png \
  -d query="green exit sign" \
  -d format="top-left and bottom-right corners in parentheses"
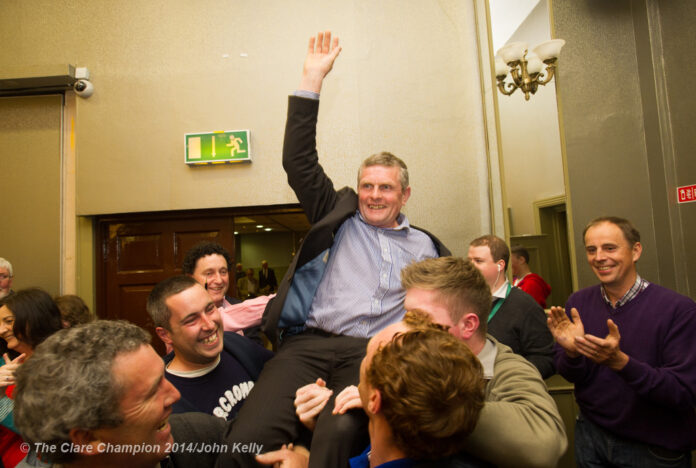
top-left (185, 130), bottom-right (251, 165)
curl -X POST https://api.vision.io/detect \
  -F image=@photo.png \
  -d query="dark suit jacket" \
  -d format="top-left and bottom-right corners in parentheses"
top-left (258, 267), bottom-right (277, 291)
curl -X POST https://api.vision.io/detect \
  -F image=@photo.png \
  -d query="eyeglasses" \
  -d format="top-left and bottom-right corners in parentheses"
top-left (0, 274), bottom-right (12, 280)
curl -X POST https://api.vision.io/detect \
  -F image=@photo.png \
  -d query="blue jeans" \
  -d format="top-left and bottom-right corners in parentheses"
top-left (575, 414), bottom-right (692, 468)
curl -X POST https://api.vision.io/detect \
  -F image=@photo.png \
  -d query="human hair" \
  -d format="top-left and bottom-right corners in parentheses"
top-left (0, 258), bottom-right (13, 277)
top-left (146, 275), bottom-right (199, 330)
top-left (401, 257), bottom-right (491, 335)
top-left (470, 235), bottom-right (510, 272)
top-left (366, 327), bottom-right (485, 460)
top-left (4, 288), bottom-right (62, 349)
top-left (511, 245), bottom-right (529, 264)
top-left (14, 320), bottom-right (150, 464)
top-left (54, 294), bottom-right (94, 327)
top-left (181, 241), bottom-right (232, 275)
top-left (582, 216), bottom-right (641, 246)
top-left (358, 152), bottom-right (409, 193)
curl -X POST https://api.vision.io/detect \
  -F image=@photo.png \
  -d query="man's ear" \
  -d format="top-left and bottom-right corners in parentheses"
top-left (632, 242), bottom-right (642, 263)
top-left (68, 428), bottom-right (102, 456)
top-left (456, 312), bottom-right (480, 340)
top-left (156, 326), bottom-right (173, 346)
top-left (366, 388), bottom-right (382, 415)
top-left (401, 186), bottom-right (411, 205)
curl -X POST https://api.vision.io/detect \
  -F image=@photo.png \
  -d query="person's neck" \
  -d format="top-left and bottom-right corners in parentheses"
top-left (603, 272), bottom-right (638, 304)
top-left (368, 418), bottom-right (407, 467)
top-left (491, 276), bottom-right (507, 295)
top-left (168, 354), bottom-right (219, 372)
top-left (516, 264), bottom-right (531, 278)
top-left (465, 333), bottom-right (486, 356)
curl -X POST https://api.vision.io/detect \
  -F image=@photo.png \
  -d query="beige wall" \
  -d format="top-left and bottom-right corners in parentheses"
top-left (552, 0), bottom-right (696, 296)
top-left (0, 95), bottom-right (62, 295)
top-left (0, 0), bottom-right (491, 259)
top-left (497, 0), bottom-right (565, 235)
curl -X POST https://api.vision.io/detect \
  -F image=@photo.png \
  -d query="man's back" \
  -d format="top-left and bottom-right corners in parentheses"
top-left (463, 337), bottom-right (567, 468)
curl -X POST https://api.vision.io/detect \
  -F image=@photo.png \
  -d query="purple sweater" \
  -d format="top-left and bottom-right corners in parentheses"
top-left (555, 283), bottom-right (696, 451)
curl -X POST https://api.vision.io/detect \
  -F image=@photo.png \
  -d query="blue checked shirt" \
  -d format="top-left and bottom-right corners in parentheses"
top-left (305, 211), bottom-right (438, 337)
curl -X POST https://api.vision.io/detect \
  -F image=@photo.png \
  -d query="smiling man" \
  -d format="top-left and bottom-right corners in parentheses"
top-left (222, 31), bottom-right (449, 468)
top-left (468, 235), bottom-right (554, 378)
top-left (147, 276), bottom-right (272, 421)
top-left (13, 320), bottom-right (226, 468)
top-left (548, 216), bottom-right (696, 467)
top-left (183, 241), bottom-right (265, 343)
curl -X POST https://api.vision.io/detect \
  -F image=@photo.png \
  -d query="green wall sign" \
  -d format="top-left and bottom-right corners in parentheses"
top-left (185, 130), bottom-right (251, 165)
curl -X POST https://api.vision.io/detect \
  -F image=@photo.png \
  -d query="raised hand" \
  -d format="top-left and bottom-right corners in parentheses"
top-left (294, 378), bottom-right (332, 431)
top-left (0, 353), bottom-right (26, 391)
top-left (547, 307), bottom-right (584, 357)
top-left (299, 31), bottom-right (342, 94)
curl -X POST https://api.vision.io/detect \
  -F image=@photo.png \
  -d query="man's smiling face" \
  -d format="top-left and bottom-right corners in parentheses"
top-left (160, 283), bottom-right (223, 369)
top-left (357, 165), bottom-right (410, 229)
top-left (191, 254), bottom-right (229, 307)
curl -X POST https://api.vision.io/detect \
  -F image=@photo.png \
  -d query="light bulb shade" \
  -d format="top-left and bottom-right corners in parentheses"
top-left (526, 52), bottom-right (543, 74)
top-left (495, 56), bottom-right (508, 78)
top-left (533, 39), bottom-right (566, 61)
top-left (498, 42), bottom-right (528, 64)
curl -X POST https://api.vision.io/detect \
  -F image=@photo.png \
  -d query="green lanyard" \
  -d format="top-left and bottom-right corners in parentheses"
top-left (488, 283), bottom-right (512, 323)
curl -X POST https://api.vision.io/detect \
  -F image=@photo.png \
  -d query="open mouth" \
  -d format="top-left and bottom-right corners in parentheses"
top-left (200, 330), bottom-right (219, 345)
top-left (368, 204), bottom-right (386, 209)
top-left (157, 418), bottom-right (169, 432)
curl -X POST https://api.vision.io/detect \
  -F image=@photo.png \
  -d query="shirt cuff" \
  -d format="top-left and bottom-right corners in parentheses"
top-left (293, 90), bottom-right (320, 100)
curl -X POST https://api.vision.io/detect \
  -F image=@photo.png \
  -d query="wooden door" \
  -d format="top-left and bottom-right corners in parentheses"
top-left (96, 212), bottom-right (235, 354)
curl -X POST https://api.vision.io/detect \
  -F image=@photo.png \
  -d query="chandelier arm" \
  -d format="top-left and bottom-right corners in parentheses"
top-left (497, 80), bottom-right (517, 96)
top-left (538, 65), bottom-right (556, 86)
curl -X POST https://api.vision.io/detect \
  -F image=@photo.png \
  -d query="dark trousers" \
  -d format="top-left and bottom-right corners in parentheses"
top-left (575, 414), bottom-right (692, 468)
top-left (218, 332), bottom-right (370, 467)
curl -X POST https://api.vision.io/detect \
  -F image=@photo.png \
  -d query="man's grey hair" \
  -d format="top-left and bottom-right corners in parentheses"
top-left (0, 257), bottom-right (13, 276)
top-left (358, 152), bottom-right (409, 193)
top-left (14, 320), bottom-right (150, 464)
top-left (147, 275), bottom-right (199, 330)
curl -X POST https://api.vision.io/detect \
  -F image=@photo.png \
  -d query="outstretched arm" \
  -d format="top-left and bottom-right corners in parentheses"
top-left (298, 31), bottom-right (342, 94)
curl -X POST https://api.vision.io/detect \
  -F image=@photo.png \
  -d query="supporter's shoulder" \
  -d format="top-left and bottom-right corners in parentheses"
top-left (646, 283), bottom-right (695, 303)
top-left (508, 287), bottom-right (543, 310)
top-left (490, 336), bottom-right (543, 377)
top-left (222, 331), bottom-right (273, 359)
top-left (410, 224), bottom-right (451, 257)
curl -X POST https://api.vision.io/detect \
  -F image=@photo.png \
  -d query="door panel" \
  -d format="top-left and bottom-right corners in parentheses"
top-left (98, 214), bottom-right (235, 355)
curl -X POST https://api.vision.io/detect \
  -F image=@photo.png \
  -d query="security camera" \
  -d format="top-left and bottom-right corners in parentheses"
top-left (74, 79), bottom-right (94, 98)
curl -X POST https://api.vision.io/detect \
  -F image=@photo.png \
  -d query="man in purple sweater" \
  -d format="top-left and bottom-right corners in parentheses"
top-left (548, 216), bottom-right (696, 467)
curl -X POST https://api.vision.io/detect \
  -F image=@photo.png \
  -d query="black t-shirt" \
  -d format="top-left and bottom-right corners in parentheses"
top-left (166, 350), bottom-right (255, 420)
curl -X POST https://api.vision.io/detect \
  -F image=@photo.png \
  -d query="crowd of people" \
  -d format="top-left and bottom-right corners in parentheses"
top-left (1, 30), bottom-right (694, 468)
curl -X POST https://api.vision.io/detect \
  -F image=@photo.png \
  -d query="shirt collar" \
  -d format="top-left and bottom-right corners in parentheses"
top-left (166, 355), bottom-right (221, 378)
top-left (492, 279), bottom-right (510, 300)
top-left (601, 274), bottom-right (649, 308)
top-left (478, 338), bottom-right (498, 380)
top-left (356, 210), bottom-right (410, 231)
